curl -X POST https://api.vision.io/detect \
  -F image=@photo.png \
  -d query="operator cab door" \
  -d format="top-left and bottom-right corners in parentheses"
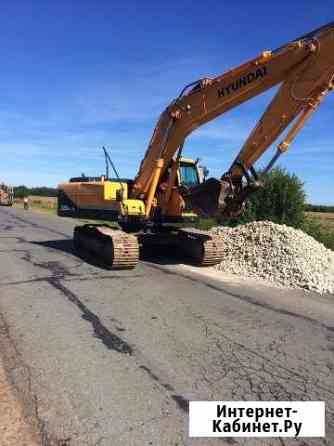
top-left (179, 161), bottom-right (201, 187)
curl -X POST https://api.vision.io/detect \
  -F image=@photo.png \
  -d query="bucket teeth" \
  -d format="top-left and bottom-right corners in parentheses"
top-left (73, 225), bottom-right (139, 269)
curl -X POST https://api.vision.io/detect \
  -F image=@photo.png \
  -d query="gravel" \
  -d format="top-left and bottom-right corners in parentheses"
top-left (212, 221), bottom-right (334, 294)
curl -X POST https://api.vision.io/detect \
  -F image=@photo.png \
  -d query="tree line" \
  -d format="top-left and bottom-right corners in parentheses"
top-left (305, 204), bottom-right (334, 213)
top-left (13, 185), bottom-right (58, 198)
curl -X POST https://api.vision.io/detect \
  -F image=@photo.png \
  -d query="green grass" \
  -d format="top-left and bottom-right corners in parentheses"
top-left (305, 211), bottom-right (334, 229)
top-left (303, 212), bottom-right (334, 251)
top-left (14, 201), bottom-right (57, 215)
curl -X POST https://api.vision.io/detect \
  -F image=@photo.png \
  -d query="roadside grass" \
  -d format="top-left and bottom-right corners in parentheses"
top-left (14, 196), bottom-right (57, 215)
top-left (14, 197), bottom-right (119, 228)
top-left (303, 211), bottom-right (334, 251)
top-left (305, 211), bottom-right (334, 229)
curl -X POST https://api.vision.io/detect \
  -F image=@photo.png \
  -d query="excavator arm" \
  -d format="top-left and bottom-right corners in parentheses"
top-left (132, 22), bottom-right (334, 219)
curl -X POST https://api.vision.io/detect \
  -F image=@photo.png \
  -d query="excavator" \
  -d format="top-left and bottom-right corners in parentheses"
top-left (58, 21), bottom-right (334, 269)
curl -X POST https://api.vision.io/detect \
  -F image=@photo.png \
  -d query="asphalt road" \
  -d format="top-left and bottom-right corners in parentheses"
top-left (0, 206), bottom-right (333, 446)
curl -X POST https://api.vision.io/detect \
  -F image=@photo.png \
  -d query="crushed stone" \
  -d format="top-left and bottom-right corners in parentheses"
top-left (211, 221), bottom-right (334, 294)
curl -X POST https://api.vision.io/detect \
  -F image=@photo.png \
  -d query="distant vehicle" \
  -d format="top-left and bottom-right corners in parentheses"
top-left (0, 183), bottom-right (14, 206)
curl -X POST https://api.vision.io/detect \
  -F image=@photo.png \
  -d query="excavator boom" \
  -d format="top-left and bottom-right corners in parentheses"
top-left (133, 22), bottom-right (334, 218)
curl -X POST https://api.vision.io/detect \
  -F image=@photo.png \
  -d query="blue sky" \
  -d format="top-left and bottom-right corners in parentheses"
top-left (0, 1), bottom-right (333, 204)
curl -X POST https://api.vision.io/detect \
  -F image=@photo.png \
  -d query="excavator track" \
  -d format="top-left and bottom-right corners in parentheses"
top-left (73, 224), bottom-right (139, 269)
top-left (139, 228), bottom-right (225, 267)
top-left (178, 228), bottom-right (225, 266)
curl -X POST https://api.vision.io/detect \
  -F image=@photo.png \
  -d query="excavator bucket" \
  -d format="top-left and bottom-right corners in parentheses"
top-left (181, 178), bottom-right (233, 218)
top-left (182, 177), bottom-right (264, 220)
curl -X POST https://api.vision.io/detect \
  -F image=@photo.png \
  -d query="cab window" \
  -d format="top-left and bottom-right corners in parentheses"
top-left (179, 165), bottom-right (199, 186)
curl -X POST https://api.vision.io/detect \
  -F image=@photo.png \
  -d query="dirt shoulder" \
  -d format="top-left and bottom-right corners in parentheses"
top-left (0, 360), bottom-right (41, 446)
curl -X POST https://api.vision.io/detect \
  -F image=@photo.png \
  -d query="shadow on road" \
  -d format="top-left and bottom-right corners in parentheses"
top-left (32, 239), bottom-right (183, 268)
top-left (32, 239), bottom-right (112, 270)
top-left (140, 245), bottom-right (186, 265)
top-left (33, 239), bottom-right (75, 255)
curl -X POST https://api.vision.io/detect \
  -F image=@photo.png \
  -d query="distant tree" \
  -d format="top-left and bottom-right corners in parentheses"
top-left (13, 185), bottom-right (30, 198)
top-left (13, 185), bottom-right (57, 198)
top-left (305, 203), bottom-right (334, 213)
top-left (30, 187), bottom-right (58, 197)
top-left (235, 167), bottom-right (306, 228)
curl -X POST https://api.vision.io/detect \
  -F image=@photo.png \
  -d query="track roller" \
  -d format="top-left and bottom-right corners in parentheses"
top-left (178, 228), bottom-right (225, 266)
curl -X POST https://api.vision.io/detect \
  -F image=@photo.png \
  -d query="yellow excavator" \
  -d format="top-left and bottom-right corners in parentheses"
top-left (58, 21), bottom-right (334, 269)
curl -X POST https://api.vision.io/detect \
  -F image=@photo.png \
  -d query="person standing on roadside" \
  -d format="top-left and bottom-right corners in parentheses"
top-left (23, 196), bottom-right (29, 210)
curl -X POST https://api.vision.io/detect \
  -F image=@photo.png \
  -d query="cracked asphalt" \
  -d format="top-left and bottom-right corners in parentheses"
top-left (0, 206), bottom-right (333, 446)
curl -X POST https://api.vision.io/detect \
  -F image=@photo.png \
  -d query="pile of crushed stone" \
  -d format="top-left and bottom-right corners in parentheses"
top-left (211, 221), bottom-right (334, 294)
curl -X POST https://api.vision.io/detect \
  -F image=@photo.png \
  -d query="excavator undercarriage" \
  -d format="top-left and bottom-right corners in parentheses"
top-left (73, 224), bottom-right (225, 269)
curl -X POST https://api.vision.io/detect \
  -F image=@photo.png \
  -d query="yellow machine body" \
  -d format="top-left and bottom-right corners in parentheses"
top-left (58, 178), bottom-right (146, 219)
top-left (58, 158), bottom-right (201, 221)
top-left (103, 181), bottom-right (128, 200)
top-left (121, 199), bottom-right (145, 216)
